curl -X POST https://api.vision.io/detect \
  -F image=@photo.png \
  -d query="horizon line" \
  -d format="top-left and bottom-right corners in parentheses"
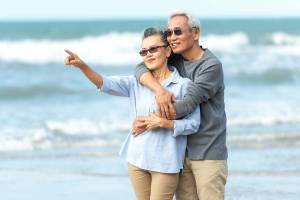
top-left (0, 15), bottom-right (300, 22)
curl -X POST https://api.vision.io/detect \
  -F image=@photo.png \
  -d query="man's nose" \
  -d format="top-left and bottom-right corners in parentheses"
top-left (170, 33), bottom-right (178, 41)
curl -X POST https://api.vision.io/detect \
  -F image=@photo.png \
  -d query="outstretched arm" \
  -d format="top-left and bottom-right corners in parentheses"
top-left (64, 49), bottom-right (132, 97)
top-left (64, 49), bottom-right (103, 88)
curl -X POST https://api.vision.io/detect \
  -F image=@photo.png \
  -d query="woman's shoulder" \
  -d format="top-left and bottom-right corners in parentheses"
top-left (170, 66), bottom-right (192, 85)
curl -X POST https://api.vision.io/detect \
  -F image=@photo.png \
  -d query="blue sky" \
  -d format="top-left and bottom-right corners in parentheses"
top-left (0, 0), bottom-right (299, 20)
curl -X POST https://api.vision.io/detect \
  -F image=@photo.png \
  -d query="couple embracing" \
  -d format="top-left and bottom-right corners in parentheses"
top-left (64, 11), bottom-right (228, 200)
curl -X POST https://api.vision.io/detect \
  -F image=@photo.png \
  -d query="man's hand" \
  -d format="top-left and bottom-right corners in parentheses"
top-left (156, 89), bottom-right (176, 119)
top-left (132, 117), bottom-right (147, 137)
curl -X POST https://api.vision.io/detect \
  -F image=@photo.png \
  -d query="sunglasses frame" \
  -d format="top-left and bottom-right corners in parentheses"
top-left (165, 26), bottom-right (197, 37)
top-left (139, 44), bottom-right (168, 56)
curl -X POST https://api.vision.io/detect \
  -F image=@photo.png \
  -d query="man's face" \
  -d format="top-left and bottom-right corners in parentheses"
top-left (167, 16), bottom-right (196, 54)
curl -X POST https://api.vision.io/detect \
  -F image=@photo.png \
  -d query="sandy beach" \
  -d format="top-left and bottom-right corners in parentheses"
top-left (2, 168), bottom-right (299, 200)
top-left (1, 146), bottom-right (300, 200)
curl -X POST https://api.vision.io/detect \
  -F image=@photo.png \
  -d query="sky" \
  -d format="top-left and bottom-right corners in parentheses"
top-left (0, 0), bottom-right (299, 20)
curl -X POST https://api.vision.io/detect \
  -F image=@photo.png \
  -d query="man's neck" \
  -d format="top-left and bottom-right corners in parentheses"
top-left (182, 45), bottom-right (204, 61)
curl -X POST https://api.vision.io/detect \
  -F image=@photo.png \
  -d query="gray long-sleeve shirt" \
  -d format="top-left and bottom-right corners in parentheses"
top-left (135, 48), bottom-right (228, 160)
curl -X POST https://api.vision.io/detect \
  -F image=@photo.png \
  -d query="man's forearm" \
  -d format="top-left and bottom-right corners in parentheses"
top-left (174, 100), bottom-right (198, 119)
top-left (140, 72), bottom-right (164, 94)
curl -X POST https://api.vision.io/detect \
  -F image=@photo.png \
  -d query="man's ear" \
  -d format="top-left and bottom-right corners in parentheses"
top-left (194, 27), bottom-right (200, 41)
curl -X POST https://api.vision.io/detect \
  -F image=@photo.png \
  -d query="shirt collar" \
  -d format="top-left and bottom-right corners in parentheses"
top-left (162, 66), bottom-right (180, 87)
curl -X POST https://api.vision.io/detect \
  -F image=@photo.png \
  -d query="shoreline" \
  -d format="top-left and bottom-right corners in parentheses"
top-left (1, 169), bottom-right (299, 200)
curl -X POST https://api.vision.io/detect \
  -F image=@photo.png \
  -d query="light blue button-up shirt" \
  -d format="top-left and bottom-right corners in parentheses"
top-left (100, 67), bottom-right (200, 173)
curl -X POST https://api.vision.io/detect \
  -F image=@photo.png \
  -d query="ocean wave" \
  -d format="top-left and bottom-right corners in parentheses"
top-left (0, 85), bottom-right (79, 99)
top-left (1, 31), bottom-right (300, 67)
top-left (1, 112), bottom-right (300, 152)
top-left (228, 111), bottom-right (300, 127)
top-left (45, 119), bottom-right (130, 135)
top-left (201, 32), bottom-right (250, 53)
top-left (231, 68), bottom-right (300, 84)
top-left (271, 32), bottom-right (300, 45)
top-left (0, 133), bottom-right (120, 152)
top-left (0, 32), bottom-right (142, 66)
top-left (0, 32), bottom-right (253, 65)
top-left (228, 132), bottom-right (300, 146)
top-left (0, 119), bottom-right (130, 152)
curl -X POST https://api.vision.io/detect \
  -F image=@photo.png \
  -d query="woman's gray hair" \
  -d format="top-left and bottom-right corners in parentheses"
top-left (142, 27), bottom-right (168, 45)
top-left (169, 11), bottom-right (200, 29)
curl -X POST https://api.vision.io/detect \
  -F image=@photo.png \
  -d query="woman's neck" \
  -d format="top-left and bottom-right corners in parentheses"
top-left (151, 65), bottom-right (171, 84)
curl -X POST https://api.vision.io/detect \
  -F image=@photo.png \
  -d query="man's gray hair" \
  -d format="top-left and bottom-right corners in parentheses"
top-left (169, 11), bottom-right (200, 29)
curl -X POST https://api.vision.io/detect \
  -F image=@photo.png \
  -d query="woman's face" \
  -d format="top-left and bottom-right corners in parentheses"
top-left (140, 35), bottom-right (170, 70)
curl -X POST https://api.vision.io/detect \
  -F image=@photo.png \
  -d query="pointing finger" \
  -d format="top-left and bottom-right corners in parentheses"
top-left (64, 49), bottom-right (76, 56)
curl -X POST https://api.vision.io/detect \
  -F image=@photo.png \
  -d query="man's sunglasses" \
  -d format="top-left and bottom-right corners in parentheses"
top-left (165, 27), bottom-right (196, 37)
top-left (139, 44), bottom-right (168, 56)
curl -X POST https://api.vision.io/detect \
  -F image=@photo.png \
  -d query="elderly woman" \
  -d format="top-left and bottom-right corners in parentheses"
top-left (64, 27), bottom-right (200, 200)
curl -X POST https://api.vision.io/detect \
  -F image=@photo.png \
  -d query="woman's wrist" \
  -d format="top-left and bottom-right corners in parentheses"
top-left (160, 118), bottom-right (174, 129)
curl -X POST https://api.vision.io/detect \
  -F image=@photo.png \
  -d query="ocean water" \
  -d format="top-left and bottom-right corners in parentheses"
top-left (1, 19), bottom-right (300, 199)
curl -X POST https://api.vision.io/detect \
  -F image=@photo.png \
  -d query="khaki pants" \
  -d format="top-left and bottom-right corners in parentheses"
top-left (128, 163), bottom-right (179, 200)
top-left (176, 158), bottom-right (228, 200)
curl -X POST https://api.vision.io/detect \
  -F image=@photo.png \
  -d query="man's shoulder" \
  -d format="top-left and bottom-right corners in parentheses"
top-left (202, 49), bottom-right (222, 67)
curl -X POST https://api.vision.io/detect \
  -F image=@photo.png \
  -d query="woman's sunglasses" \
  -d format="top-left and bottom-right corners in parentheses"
top-left (139, 44), bottom-right (168, 56)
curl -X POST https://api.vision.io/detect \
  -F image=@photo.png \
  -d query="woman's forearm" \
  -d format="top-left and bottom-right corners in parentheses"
top-left (160, 118), bottom-right (174, 129)
top-left (79, 63), bottom-right (103, 88)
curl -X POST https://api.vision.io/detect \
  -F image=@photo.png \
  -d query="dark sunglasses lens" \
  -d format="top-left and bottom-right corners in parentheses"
top-left (166, 30), bottom-right (172, 37)
top-left (173, 28), bottom-right (182, 36)
top-left (148, 47), bottom-right (159, 54)
top-left (139, 50), bottom-right (147, 56)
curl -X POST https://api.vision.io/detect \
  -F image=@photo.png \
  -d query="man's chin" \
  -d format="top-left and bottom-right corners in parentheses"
top-left (171, 48), bottom-right (182, 54)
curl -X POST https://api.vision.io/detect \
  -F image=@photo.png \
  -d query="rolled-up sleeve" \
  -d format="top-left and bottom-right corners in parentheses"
top-left (172, 79), bottom-right (200, 137)
top-left (99, 75), bottom-right (134, 97)
top-left (173, 106), bottom-right (200, 137)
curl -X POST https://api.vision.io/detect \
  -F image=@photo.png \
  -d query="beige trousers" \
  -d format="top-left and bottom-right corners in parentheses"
top-left (128, 163), bottom-right (179, 200)
top-left (176, 158), bottom-right (228, 200)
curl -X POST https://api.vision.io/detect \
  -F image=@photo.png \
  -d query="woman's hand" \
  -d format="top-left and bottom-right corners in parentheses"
top-left (132, 114), bottom-right (162, 137)
top-left (64, 49), bottom-right (85, 68)
top-left (132, 117), bottom-right (147, 137)
top-left (144, 113), bottom-right (164, 130)
top-left (132, 113), bottom-right (174, 137)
